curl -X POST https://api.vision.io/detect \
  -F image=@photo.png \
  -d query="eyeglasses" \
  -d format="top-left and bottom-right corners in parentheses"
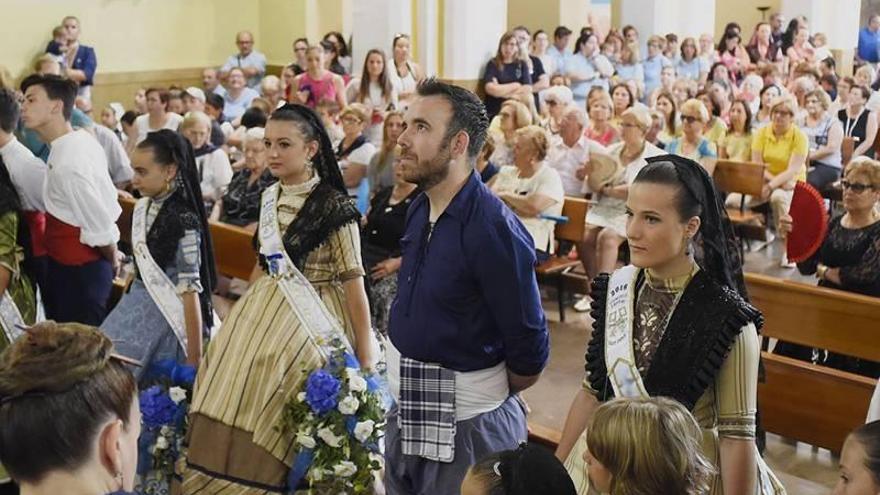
top-left (620, 122), bottom-right (639, 129)
top-left (772, 110), bottom-right (793, 117)
top-left (341, 116), bottom-right (362, 124)
top-left (681, 115), bottom-right (701, 124)
top-left (294, 47), bottom-right (307, 52)
top-left (841, 180), bottom-right (875, 193)
top-left (546, 100), bottom-right (559, 106)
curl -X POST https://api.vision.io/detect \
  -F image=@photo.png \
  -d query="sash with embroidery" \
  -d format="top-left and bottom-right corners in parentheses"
top-left (133, 198), bottom-right (190, 354)
top-left (604, 265), bottom-right (650, 399)
top-left (0, 293), bottom-right (24, 344)
top-left (258, 184), bottom-right (353, 358)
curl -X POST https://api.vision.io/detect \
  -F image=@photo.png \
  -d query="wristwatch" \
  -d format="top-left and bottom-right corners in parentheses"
top-left (817, 264), bottom-right (828, 280)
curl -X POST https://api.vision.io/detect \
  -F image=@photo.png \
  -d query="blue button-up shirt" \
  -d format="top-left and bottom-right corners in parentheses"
top-left (859, 27), bottom-right (880, 63)
top-left (388, 171), bottom-right (550, 375)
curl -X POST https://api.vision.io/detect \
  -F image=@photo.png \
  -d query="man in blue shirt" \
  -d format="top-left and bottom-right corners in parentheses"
top-left (546, 26), bottom-right (573, 76)
top-left (384, 78), bottom-right (550, 495)
top-left (220, 31), bottom-right (267, 89)
top-left (51, 16), bottom-right (97, 102)
top-left (858, 14), bottom-right (880, 65)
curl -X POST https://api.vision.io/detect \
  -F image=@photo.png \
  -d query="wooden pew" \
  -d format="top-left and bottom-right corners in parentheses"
top-left (526, 273), bottom-right (880, 454)
top-left (535, 197), bottom-right (589, 322)
top-left (208, 221), bottom-right (257, 280)
top-left (747, 273), bottom-right (880, 453)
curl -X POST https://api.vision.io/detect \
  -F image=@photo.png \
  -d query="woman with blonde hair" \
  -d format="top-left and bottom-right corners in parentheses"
top-left (489, 99), bottom-right (532, 168)
top-left (336, 103), bottom-right (377, 213)
top-left (665, 99), bottom-right (718, 174)
top-left (800, 88), bottom-right (844, 191)
top-left (585, 91), bottom-right (620, 146)
top-left (615, 42), bottom-right (644, 97)
top-left (584, 397), bottom-right (715, 495)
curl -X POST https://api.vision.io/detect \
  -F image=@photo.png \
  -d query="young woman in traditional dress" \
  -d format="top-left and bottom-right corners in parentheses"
top-left (557, 155), bottom-right (786, 494)
top-left (100, 130), bottom-right (216, 380)
top-left (179, 103), bottom-right (376, 493)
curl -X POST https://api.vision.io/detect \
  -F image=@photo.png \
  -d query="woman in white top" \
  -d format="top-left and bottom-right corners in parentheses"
top-left (337, 104), bottom-right (377, 213)
top-left (489, 125), bottom-right (564, 261)
top-left (574, 106), bottom-right (665, 312)
top-left (134, 88), bottom-right (184, 144)
top-left (346, 49), bottom-right (398, 146)
top-left (387, 34), bottom-right (424, 108)
top-left (180, 111), bottom-right (233, 208)
top-left (531, 29), bottom-right (556, 77)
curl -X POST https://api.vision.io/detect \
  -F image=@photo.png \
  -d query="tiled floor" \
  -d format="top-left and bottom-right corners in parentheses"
top-left (523, 239), bottom-right (840, 493)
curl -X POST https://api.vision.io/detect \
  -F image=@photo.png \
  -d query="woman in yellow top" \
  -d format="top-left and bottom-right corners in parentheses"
top-left (696, 89), bottom-right (728, 145)
top-left (751, 95), bottom-right (809, 266)
top-left (719, 99), bottom-right (753, 162)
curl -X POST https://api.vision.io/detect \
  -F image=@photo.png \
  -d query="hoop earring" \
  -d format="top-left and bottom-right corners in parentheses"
top-left (115, 471), bottom-right (124, 489)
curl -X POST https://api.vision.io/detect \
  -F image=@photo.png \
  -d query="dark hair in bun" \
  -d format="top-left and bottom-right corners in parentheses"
top-left (0, 321), bottom-right (137, 483)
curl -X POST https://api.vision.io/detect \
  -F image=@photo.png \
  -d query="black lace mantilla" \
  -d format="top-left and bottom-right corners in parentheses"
top-left (254, 182), bottom-right (361, 272)
top-left (585, 268), bottom-right (763, 410)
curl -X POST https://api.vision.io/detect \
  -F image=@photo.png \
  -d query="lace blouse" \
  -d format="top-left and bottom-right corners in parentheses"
top-left (798, 215), bottom-right (880, 297)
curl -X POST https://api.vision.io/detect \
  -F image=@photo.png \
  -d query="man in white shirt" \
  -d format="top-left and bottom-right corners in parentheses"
top-left (548, 105), bottom-right (605, 196)
top-left (20, 74), bottom-right (121, 325)
top-left (220, 31), bottom-right (267, 89)
top-left (0, 88), bottom-right (49, 290)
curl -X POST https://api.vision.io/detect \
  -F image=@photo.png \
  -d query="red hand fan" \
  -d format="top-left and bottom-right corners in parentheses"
top-left (786, 181), bottom-right (829, 263)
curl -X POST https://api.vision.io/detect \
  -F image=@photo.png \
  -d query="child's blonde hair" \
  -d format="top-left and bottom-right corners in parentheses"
top-left (587, 397), bottom-right (715, 495)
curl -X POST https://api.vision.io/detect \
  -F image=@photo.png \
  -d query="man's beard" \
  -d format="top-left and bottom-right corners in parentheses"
top-left (405, 138), bottom-right (453, 190)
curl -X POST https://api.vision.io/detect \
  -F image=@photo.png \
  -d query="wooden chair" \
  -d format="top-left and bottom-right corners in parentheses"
top-left (535, 197), bottom-right (589, 322)
top-left (747, 273), bottom-right (880, 453)
top-left (712, 160), bottom-right (767, 253)
top-left (208, 221), bottom-right (257, 280)
top-left (109, 197), bottom-right (138, 309)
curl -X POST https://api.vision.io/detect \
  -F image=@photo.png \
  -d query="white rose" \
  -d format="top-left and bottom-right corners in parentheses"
top-left (337, 395), bottom-right (360, 415)
top-left (348, 374), bottom-right (368, 393)
top-left (155, 436), bottom-right (169, 450)
top-left (297, 391), bottom-right (307, 402)
top-left (169, 386), bottom-right (187, 404)
top-left (353, 420), bottom-right (375, 443)
top-left (295, 433), bottom-right (316, 449)
top-left (310, 467), bottom-right (324, 482)
top-left (317, 427), bottom-right (343, 447)
top-left (333, 461), bottom-right (358, 478)
top-left (159, 425), bottom-right (172, 436)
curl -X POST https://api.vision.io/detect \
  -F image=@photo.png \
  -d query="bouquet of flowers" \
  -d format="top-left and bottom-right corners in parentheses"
top-left (278, 338), bottom-right (387, 494)
top-left (136, 360), bottom-right (196, 495)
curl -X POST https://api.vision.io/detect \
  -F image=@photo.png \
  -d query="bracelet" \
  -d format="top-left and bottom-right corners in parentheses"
top-left (817, 265), bottom-right (828, 280)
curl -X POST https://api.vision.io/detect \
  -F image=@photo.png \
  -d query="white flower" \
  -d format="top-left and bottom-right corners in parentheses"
top-left (159, 425), bottom-right (172, 436)
top-left (317, 427), bottom-right (343, 447)
top-left (295, 433), bottom-right (316, 449)
top-left (333, 461), bottom-right (357, 478)
top-left (297, 391), bottom-right (307, 402)
top-left (353, 420), bottom-right (375, 442)
top-left (169, 386), bottom-right (187, 404)
top-left (337, 395), bottom-right (360, 415)
top-left (155, 436), bottom-right (169, 450)
top-left (348, 374), bottom-right (367, 393)
top-left (310, 467), bottom-right (324, 482)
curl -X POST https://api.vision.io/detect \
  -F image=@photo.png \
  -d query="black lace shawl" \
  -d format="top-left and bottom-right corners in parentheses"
top-left (254, 182), bottom-right (361, 272)
top-left (141, 189), bottom-right (214, 325)
top-left (584, 268), bottom-right (764, 411)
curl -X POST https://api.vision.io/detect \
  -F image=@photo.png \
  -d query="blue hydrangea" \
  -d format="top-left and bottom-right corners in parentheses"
top-left (305, 370), bottom-right (341, 415)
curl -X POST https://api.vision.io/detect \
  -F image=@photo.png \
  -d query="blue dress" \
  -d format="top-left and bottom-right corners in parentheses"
top-left (100, 194), bottom-right (204, 383)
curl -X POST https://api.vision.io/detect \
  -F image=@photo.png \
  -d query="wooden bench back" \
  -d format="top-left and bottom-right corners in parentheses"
top-left (555, 197), bottom-right (589, 243)
top-left (118, 196), bottom-right (136, 246)
top-left (209, 221), bottom-right (257, 280)
top-left (713, 160), bottom-right (766, 197)
top-left (842, 136), bottom-right (856, 167)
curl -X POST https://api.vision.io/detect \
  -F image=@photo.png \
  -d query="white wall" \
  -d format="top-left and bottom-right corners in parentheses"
top-left (781, 0), bottom-right (860, 49)
top-left (351, 0), bottom-right (413, 76)
top-left (619, 0), bottom-right (715, 43)
top-left (443, 0), bottom-right (508, 80)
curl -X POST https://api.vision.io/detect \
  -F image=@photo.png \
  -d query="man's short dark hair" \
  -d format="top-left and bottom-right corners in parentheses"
top-left (553, 26), bottom-right (572, 39)
top-left (120, 110), bottom-right (138, 126)
top-left (240, 107), bottom-right (267, 128)
top-left (512, 25), bottom-right (530, 35)
top-left (20, 74), bottom-right (76, 121)
top-left (205, 92), bottom-right (224, 111)
top-left (416, 78), bottom-right (489, 163)
top-left (0, 89), bottom-right (20, 133)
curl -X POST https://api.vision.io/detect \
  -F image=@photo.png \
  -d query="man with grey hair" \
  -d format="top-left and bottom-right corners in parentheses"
top-left (548, 104), bottom-right (605, 197)
top-left (220, 30), bottom-right (266, 89)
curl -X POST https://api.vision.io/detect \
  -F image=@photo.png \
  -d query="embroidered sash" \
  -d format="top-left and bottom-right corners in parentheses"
top-left (133, 198), bottom-right (189, 354)
top-left (258, 184), bottom-right (352, 358)
top-left (0, 293), bottom-right (24, 343)
top-left (604, 265), bottom-right (649, 399)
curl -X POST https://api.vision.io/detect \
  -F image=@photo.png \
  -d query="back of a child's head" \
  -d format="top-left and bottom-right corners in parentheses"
top-left (463, 443), bottom-right (576, 495)
top-left (587, 397), bottom-right (715, 495)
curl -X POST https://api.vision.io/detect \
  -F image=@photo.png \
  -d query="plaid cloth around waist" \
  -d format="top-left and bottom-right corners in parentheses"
top-left (398, 356), bottom-right (457, 463)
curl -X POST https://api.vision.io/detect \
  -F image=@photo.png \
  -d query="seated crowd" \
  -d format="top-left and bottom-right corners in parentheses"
top-left (0, 10), bottom-right (878, 495)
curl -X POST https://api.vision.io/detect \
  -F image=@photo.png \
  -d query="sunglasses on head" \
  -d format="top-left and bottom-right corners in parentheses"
top-left (841, 180), bottom-right (874, 193)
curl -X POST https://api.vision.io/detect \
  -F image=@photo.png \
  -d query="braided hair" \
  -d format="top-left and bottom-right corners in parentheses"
top-left (269, 103), bottom-right (347, 194)
top-left (136, 130), bottom-right (218, 321)
top-left (635, 155), bottom-right (747, 296)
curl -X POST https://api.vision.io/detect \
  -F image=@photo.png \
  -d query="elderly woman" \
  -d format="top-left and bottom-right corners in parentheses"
top-left (665, 99), bottom-right (718, 175)
top-left (211, 127), bottom-right (276, 229)
top-left (839, 84), bottom-right (878, 159)
top-left (799, 89), bottom-right (844, 192)
top-left (368, 110), bottom-right (404, 196)
top-left (489, 99), bottom-right (532, 168)
top-left (719, 99), bottom-right (754, 162)
top-left (133, 87), bottom-right (184, 144)
top-left (574, 105), bottom-right (665, 312)
top-left (751, 95), bottom-right (809, 266)
top-left (777, 158), bottom-right (880, 376)
top-left (540, 85), bottom-right (574, 135)
top-left (585, 91), bottom-right (620, 146)
top-left (489, 125), bottom-right (564, 262)
top-left (361, 156), bottom-right (419, 336)
top-left (337, 103), bottom-right (377, 213)
top-left (180, 111), bottom-right (233, 207)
